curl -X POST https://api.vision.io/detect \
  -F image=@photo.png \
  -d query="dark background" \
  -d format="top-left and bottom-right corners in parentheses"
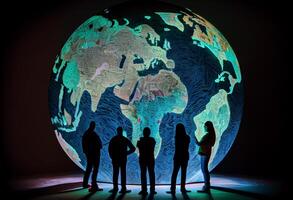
top-left (0, 0), bottom-right (290, 195)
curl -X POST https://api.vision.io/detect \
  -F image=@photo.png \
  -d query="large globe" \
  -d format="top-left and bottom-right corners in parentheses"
top-left (48, 0), bottom-right (243, 184)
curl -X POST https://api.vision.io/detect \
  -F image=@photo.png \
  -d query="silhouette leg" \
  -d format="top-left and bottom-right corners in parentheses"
top-left (120, 161), bottom-right (127, 190)
top-left (91, 156), bottom-right (100, 188)
top-left (139, 161), bottom-right (147, 192)
top-left (170, 161), bottom-right (180, 191)
top-left (201, 155), bottom-right (210, 188)
top-left (148, 160), bottom-right (155, 192)
top-left (112, 161), bottom-right (119, 189)
top-left (180, 161), bottom-right (188, 191)
top-left (83, 157), bottom-right (93, 187)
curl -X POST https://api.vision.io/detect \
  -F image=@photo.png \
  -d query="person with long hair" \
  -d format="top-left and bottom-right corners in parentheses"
top-left (195, 121), bottom-right (216, 193)
top-left (167, 123), bottom-right (191, 194)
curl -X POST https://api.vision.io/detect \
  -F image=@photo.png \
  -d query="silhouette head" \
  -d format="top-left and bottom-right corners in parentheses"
top-left (89, 121), bottom-right (96, 131)
top-left (204, 121), bottom-right (216, 146)
top-left (117, 126), bottom-right (123, 136)
top-left (143, 127), bottom-right (151, 137)
top-left (204, 121), bottom-right (214, 133)
top-left (176, 123), bottom-right (187, 138)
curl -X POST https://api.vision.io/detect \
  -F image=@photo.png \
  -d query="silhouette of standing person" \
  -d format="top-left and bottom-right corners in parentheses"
top-left (108, 127), bottom-right (136, 193)
top-left (195, 121), bottom-right (216, 193)
top-left (167, 123), bottom-right (191, 194)
top-left (137, 127), bottom-right (157, 195)
top-left (82, 121), bottom-right (103, 192)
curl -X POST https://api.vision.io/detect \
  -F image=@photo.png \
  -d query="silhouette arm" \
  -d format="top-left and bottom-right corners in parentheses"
top-left (82, 136), bottom-right (88, 154)
top-left (152, 138), bottom-right (156, 148)
top-left (136, 140), bottom-right (141, 149)
top-left (195, 134), bottom-right (208, 146)
top-left (127, 139), bottom-right (136, 155)
top-left (97, 135), bottom-right (102, 149)
top-left (108, 140), bottom-right (113, 159)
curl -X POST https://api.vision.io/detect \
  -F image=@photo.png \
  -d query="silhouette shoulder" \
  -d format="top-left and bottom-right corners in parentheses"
top-left (137, 139), bottom-right (142, 146)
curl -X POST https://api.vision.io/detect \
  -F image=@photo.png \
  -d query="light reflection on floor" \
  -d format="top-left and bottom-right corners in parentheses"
top-left (12, 173), bottom-right (282, 200)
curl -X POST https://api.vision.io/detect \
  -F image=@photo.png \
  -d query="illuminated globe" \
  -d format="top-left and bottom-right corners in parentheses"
top-left (48, 1), bottom-right (243, 184)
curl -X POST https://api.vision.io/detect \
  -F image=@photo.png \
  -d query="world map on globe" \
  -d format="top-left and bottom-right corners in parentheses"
top-left (48, 1), bottom-right (243, 184)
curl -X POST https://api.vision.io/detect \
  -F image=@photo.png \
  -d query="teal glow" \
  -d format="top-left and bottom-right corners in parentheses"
top-left (52, 55), bottom-right (59, 73)
top-left (190, 23), bottom-right (241, 94)
top-left (49, 6), bottom-right (243, 184)
top-left (62, 60), bottom-right (80, 91)
top-left (147, 32), bottom-right (159, 46)
top-left (55, 59), bottom-right (66, 82)
top-left (163, 39), bottom-right (171, 50)
top-left (156, 12), bottom-right (184, 32)
top-left (130, 88), bottom-right (187, 157)
top-left (61, 16), bottom-right (112, 59)
top-left (123, 18), bottom-right (129, 26)
top-left (144, 16), bottom-right (151, 20)
top-left (133, 25), bottom-right (143, 36)
top-left (215, 71), bottom-right (235, 94)
top-left (58, 85), bottom-right (64, 112)
top-left (56, 99), bottom-right (83, 133)
top-left (193, 89), bottom-right (230, 180)
top-left (51, 113), bottom-right (67, 126)
top-left (121, 70), bottom-right (188, 158)
top-left (80, 41), bottom-right (96, 49)
top-left (225, 47), bottom-right (241, 82)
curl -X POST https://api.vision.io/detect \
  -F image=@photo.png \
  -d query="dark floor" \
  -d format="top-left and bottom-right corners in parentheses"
top-left (9, 174), bottom-right (282, 200)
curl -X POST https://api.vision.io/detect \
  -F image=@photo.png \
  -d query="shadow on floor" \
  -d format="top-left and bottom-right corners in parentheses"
top-left (14, 182), bottom-right (84, 199)
top-left (11, 181), bottom-right (282, 200)
top-left (211, 186), bottom-right (276, 200)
